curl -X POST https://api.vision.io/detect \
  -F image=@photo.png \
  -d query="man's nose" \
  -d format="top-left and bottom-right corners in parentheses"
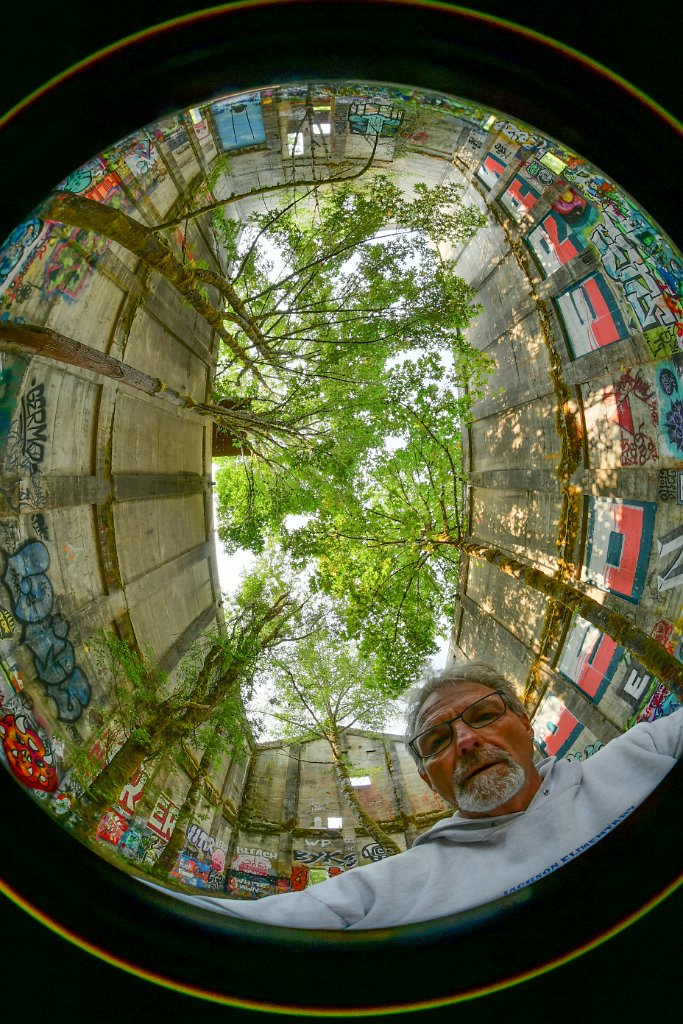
top-left (454, 720), bottom-right (483, 755)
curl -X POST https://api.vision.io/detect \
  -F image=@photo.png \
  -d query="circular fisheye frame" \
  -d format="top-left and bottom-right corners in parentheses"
top-left (1, 1), bottom-right (682, 1014)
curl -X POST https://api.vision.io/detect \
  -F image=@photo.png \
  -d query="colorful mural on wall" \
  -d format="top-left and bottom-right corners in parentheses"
top-left (654, 521), bottom-right (683, 593)
top-left (533, 693), bottom-right (604, 762)
top-left (581, 497), bottom-right (656, 603)
top-left (348, 102), bottom-right (404, 137)
top-left (557, 613), bottom-right (625, 703)
top-left (0, 709), bottom-right (59, 792)
top-left (524, 162), bottom-right (683, 359)
top-left (631, 679), bottom-right (682, 725)
top-left (212, 94), bottom-right (266, 150)
top-left (499, 176), bottom-right (541, 223)
top-left (1, 541), bottom-right (91, 720)
top-left (655, 355), bottom-right (683, 458)
top-left (0, 352), bottom-right (29, 451)
top-left (554, 272), bottom-right (631, 358)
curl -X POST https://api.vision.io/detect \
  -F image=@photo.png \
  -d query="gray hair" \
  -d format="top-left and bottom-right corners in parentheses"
top-left (403, 661), bottom-right (527, 766)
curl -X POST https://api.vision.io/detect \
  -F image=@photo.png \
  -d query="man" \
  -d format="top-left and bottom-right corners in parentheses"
top-left (141, 661), bottom-right (682, 929)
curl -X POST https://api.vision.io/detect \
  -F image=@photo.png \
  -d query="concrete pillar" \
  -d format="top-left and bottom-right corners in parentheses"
top-left (385, 738), bottom-right (418, 848)
top-left (275, 742), bottom-right (301, 877)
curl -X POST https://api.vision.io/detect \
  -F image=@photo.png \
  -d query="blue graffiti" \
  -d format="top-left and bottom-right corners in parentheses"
top-left (0, 217), bottom-right (43, 285)
top-left (2, 542), bottom-right (90, 721)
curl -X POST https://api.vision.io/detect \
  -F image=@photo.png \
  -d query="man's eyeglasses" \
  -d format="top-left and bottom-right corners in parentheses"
top-left (409, 691), bottom-right (509, 761)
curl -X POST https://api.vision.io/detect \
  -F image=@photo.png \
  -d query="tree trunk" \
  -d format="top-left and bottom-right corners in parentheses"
top-left (328, 729), bottom-right (402, 856)
top-left (40, 191), bottom-right (265, 369)
top-left (458, 540), bottom-right (683, 699)
top-left (151, 743), bottom-right (214, 877)
top-left (0, 321), bottom-right (296, 444)
top-left (72, 733), bottom-right (153, 842)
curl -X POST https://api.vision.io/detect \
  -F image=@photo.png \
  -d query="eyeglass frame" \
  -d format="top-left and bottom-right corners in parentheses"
top-left (408, 690), bottom-right (510, 762)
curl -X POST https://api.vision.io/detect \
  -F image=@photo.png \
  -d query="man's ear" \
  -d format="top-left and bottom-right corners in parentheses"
top-left (418, 767), bottom-right (433, 790)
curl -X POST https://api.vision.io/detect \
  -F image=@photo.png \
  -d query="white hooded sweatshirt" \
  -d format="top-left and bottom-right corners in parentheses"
top-left (141, 708), bottom-right (682, 929)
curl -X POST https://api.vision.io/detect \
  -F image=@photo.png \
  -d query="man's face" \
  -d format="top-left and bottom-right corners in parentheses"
top-left (414, 682), bottom-right (541, 818)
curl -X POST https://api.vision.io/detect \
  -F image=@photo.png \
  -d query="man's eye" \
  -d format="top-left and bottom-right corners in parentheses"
top-left (470, 710), bottom-right (497, 725)
top-left (424, 730), bottom-right (447, 753)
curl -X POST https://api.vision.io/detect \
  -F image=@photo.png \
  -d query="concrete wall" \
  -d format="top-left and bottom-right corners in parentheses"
top-left (451, 118), bottom-right (683, 764)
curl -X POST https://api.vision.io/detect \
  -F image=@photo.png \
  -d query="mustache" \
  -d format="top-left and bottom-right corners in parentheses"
top-left (454, 744), bottom-right (514, 784)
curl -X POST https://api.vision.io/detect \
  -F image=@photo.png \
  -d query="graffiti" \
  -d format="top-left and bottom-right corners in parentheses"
top-left (476, 152), bottom-right (507, 190)
top-left (276, 877), bottom-right (291, 895)
top-left (0, 710), bottom-right (58, 792)
top-left (117, 769), bottom-right (146, 813)
top-left (361, 842), bottom-right (390, 862)
top-left (185, 823), bottom-right (217, 853)
top-left (30, 514), bottom-right (49, 540)
top-left (232, 853), bottom-right (272, 875)
top-left (328, 866), bottom-right (343, 878)
top-left (1, 658), bottom-right (24, 694)
top-left (610, 370), bottom-right (659, 466)
top-left (564, 741), bottom-right (604, 762)
top-left (592, 204), bottom-right (681, 339)
top-left (172, 850), bottom-right (212, 889)
top-left (290, 864), bottom-right (309, 891)
top-left (293, 848), bottom-right (358, 868)
top-left (0, 217), bottom-right (49, 295)
top-left (492, 120), bottom-right (544, 148)
top-left (655, 356), bottom-right (683, 457)
top-left (654, 522), bottom-right (683, 592)
top-left (146, 793), bottom-right (178, 840)
top-left (303, 837), bottom-right (334, 847)
top-left (0, 472), bottom-right (46, 514)
top-left (555, 273), bottom-right (630, 358)
top-left (0, 352), bottom-right (30, 445)
top-left (348, 102), bottom-right (404, 137)
top-left (534, 693), bottom-right (583, 758)
top-left (525, 160), bottom-right (555, 187)
top-left (465, 131), bottom-right (486, 153)
top-left (617, 659), bottom-right (654, 709)
top-left (552, 184), bottom-right (587, 221)
top-left (634, 681), bottom-right (682, 724)
top-left (119, 827), bottom-right (165, 864)
top-left (4, 541), bottom-right (54, 622)
top-left (235, 844), bottom-right (274, 858)
top-left (207, 849), bottom-right (226, 892)
top-left (212, 94), bottom-right (266, 150)
top-left (651, 618), bottom-right (677, 653)
top-left (2, 542), bottom-right (91, 720)
top-left (41, 228), bottom-right (110, 304)
top-left (121, 132), bottom-right (162, 179)
top-left (582, 497), bottom-right (656, 603)
top-left (5, 379), bottom-right (48, 474)
top-left (60, 167), bottom-right (95, 194)
top-left (0, 606), bottom-right (15, 637)
top-left (96, 808), bottom-right (130, 846)
top-left (500, 177), bottom-right (540, 223)
top-left (527, 208), bottom-right (594, 276)
top-left (557, 613), bottom-right (625, 703)
top-left (659, 469), bottom-right (678, 501)
top-left (228, 871), bottom-right (276, 898)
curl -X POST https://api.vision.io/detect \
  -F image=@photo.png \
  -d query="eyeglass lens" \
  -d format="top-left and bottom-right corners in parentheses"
top-left (414, 693), bottom-right (506, 757)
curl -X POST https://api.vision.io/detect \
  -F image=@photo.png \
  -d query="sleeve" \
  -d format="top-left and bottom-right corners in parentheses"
top-left (624, 704), bottom-right (683, 759)
top-left (138, 875), bottom-right (353, 929)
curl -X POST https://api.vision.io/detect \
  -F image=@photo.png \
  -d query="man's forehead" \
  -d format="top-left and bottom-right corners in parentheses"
top-left (416, 681), bottom-right (496, 728)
